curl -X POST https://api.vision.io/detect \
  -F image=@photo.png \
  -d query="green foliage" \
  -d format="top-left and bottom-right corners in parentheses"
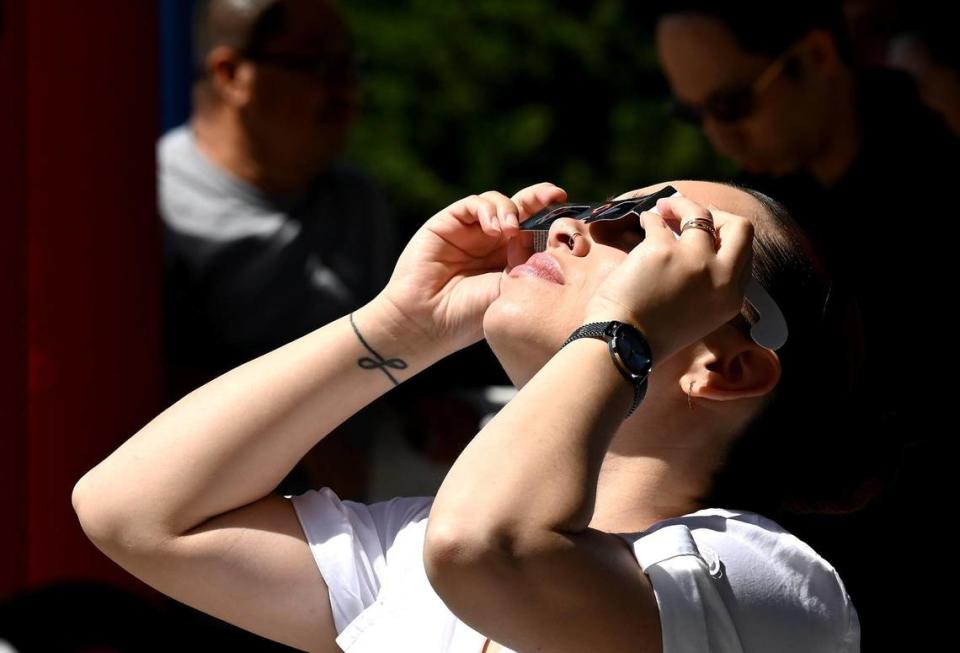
top-left (342, 1), bottom-right (729, 235)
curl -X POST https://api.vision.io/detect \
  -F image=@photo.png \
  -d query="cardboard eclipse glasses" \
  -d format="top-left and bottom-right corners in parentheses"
top-left (518, 185), bottom-right (788, 351)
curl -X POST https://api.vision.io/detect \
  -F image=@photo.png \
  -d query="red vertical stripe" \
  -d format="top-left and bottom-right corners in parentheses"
top-left (1, 1), bottom-right (162, 595)
top-left (0, 0), bottom-right (30, 596)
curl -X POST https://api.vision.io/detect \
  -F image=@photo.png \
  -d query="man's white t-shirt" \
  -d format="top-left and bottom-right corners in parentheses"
top-left (286, 488), bottom-right (860, 652)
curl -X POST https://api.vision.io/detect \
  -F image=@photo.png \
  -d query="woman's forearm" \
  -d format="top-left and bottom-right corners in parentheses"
top-left (428, 337), bottom-right (632, 541)
top-left (74, 295), bottom-right (442, 542)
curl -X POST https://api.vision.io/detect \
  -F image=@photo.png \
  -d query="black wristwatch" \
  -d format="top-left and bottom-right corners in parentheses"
top-left (561, 321), bottom-right (653, 418)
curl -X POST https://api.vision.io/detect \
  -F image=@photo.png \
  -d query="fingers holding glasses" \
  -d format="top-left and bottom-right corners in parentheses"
top-left (662, 197), bottom-right (756, 313)
top-left (510, 182), bottom-right (568, 222)
top-left (635, 208), bottom-right (677, 247)
top-left (451, 189), bottom-right (533, 239)
top-left (654, 196), bottom-right (718, 250)
top-left (709, 206), bottom-right (755, 289)
top-left (478, 190), bottom-right (524, 234)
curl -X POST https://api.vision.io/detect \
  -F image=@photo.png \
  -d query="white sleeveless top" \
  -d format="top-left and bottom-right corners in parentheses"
top-left (286, 488), bottom-right (860, 652)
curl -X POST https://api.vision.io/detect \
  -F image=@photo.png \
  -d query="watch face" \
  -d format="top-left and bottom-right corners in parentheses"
top-left (613, 327), bottom-right (652, 377)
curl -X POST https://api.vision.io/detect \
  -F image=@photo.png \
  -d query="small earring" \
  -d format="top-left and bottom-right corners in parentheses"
top-left (687, 380), bottom-right (695, 410)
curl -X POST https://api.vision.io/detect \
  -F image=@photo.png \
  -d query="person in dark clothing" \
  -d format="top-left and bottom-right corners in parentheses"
top-left (162, 0), bottom-right (398, 504)
top-left (653, 2), bottom-right (954, 648)
top-left (163, 0), bottom-right (395, 387)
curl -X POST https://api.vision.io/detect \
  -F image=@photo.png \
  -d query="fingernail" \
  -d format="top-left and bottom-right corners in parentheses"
top-left (491, 215), bottom-right (500, 230)
top-left (505, 212), bottom-right (519, 227)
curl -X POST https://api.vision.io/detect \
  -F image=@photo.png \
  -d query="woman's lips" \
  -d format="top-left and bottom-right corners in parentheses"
top-left (508, 252), bottom-right (565, 284)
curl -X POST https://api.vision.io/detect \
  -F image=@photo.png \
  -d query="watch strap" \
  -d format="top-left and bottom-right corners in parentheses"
top-left (561, 321), bottom-right (610, 348)
top-left (562, 321), bottom-right (649, 418)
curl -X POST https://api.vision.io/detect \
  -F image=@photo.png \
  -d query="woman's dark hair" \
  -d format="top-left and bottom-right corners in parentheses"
top-left (699, 184), bottom-right (897, 517)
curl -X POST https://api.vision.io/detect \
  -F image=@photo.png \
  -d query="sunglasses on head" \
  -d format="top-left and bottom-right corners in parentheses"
top-left (518, 185), bottom-right (789, 351)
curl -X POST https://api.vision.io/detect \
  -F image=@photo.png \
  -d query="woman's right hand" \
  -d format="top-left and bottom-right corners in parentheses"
top-left (377, 183), bottom-right (567, 355)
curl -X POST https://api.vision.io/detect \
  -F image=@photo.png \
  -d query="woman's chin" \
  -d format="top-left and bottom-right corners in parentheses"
top-left (484, 295), bottom-right (537, 349)
top-left (483, 296), bottom-right (567, 389)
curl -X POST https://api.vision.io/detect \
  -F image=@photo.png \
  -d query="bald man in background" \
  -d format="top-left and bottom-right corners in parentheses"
top-left (161, 0), bottom-right (395, 499)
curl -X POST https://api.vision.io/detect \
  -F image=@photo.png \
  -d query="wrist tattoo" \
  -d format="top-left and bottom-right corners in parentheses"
top-left (349, 312), bottom-right (408, 386)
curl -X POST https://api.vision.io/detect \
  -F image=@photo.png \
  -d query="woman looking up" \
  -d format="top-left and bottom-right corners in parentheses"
top-left (74, 180), bottom-right (862, 652)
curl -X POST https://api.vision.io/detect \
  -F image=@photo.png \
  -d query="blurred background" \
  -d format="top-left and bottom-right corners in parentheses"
top-left (161, 2), bottom-right (732, 219)
top-left (1, 0), bottom-right (952, 650)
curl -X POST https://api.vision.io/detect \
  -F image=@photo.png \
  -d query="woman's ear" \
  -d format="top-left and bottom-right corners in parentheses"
top-left (680, 327), bottom-right (781, 402)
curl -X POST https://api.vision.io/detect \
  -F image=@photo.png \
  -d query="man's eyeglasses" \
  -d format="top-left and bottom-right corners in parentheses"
top-left (518, 185), bottom-right (789, 351)
top-left (241, 51), bottom-right (362, 83)
top-left (667, 48), bottom-right (796, 124)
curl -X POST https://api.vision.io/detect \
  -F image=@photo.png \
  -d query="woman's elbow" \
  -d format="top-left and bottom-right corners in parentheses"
top-left (72, 473), bottom-right (157, 553)
top-left (72, 476), bottom-right (126, 552)
top-left (422, 518), bottom-right (533, 588)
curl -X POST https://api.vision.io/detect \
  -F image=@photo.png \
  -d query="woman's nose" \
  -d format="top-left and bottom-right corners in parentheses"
top-left (547, 217), bottom-right (589, 255)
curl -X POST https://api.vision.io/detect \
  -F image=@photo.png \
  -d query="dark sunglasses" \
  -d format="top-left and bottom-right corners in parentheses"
top-left (666, 51), bottom-right (794, 124)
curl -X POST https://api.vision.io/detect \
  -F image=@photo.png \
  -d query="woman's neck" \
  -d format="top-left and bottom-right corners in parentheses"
top-left (588, 447), bottom-right (715, 534)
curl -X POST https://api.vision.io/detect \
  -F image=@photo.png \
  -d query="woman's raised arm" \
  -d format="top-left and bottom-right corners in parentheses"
top-left (70, 185), bottom-right (563, 650)
top-left (72, 183), bottom-right (566, 546)
top-left (72, 298), bottom-right (436, 543)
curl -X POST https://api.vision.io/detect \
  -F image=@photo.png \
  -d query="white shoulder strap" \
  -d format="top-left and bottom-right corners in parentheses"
top-left (630, 524), bottom-right (723, 578)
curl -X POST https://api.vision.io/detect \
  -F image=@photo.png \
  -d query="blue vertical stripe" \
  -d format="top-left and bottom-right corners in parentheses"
top-left (159, 0), bottom-right (198, 134)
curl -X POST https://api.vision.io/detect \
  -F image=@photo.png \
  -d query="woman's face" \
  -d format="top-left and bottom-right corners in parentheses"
top-left (483, 180), bottom-right (765, 388)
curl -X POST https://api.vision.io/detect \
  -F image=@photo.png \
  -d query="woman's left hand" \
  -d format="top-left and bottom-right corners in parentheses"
top-left (584, 195), bottom-right (755, 363)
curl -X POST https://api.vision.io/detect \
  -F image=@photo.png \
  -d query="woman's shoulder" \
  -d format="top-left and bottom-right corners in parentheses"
top-left (618, 506), bottom-right (849, 588)
top-left (614, 507), bottom-right (861, 652)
